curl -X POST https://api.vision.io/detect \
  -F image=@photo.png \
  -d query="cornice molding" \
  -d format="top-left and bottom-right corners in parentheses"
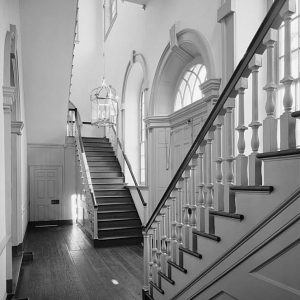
top-left (145, 116), bottom-right (170, 129)
top-left (11, 121), bottom-right (24, 135)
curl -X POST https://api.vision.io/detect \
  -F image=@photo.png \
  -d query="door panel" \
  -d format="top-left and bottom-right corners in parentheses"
top-left (29, 166), bottom-right (62, 222)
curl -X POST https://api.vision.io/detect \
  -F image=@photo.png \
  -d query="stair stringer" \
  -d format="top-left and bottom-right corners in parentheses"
top-left (174, 188), bottom-right (300, 300)
top-left (152, 154), bottom-right (300, 299)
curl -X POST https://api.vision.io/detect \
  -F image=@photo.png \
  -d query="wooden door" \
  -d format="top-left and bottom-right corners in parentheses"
top-left (29, 166), bottom-right (62, 221)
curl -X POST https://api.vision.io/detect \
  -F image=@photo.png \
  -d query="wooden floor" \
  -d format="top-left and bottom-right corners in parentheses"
top-left (15, 224), bottom-right (144, 300)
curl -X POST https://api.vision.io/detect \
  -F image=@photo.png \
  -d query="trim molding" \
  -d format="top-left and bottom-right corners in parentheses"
top-left (0, 234), bottom-right (11, 256)
top-left (217, 0), bottom-right (236, 22)
top-left (174, 187), bottom-right (300, 299)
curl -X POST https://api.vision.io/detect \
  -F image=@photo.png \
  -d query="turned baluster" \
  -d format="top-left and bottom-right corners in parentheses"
top-left (148, 231), bottom-right (153, 285)
top-left (205, 130), bottom-right (214, 234)
top-left (176, 178), bottom-right (184, 262)
top-left (165, 199), bottom-right (172, 266)
top-left (235, 77), bottom-right (248, 185)
top-left (249, 55), bottom-right (262, 185)
top-left (263, 29), bottom-right (278, 152)
top-left (160, 209), bottom-right (167, 275)
top-left (197, 143), bottom-right (206, 232)
top-left (156, 218), bottom-right (162, 287)
top-left (170, 192), bottom-right (178, 263)
top-left (214, 115), bottom-right (224, 210)
top-left (280, 0), bottom-right (296, 149)
top-left (183, 167), bottom-right (191, 249)
top-left (152, 225), bottom-right (158, 285)
top-left (190, 154), bottom-right (199, 241)
top-left (143, 231), bottom-right (150, 292)
top-left (224, 99), bottom-right (236, 213)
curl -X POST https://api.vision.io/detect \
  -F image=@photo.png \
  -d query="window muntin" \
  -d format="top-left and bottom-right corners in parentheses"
top-left (174, 63), bottom-right (207, 112)
top-left (140, 91), bottom-right (146, 185)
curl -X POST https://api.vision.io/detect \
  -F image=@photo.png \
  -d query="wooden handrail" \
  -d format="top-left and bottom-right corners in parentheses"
top-left (73, 108), bottom-right (98, 208)
top-left (144, 0), bottom-right (286, 232)
top-left (111, 126), bottom-right (147, 207)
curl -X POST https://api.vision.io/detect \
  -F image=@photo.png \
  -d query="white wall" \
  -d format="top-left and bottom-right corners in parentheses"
top-left (70, 0), bottom-right (104, 122)
top-left (20, 0), bottom-right (77, 144)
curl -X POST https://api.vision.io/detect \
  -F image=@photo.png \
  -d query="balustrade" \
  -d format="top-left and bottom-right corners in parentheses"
top-left (142, 2), bottom-right (300, 296)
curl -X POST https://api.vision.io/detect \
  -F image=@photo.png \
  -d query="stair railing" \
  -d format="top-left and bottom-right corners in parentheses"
top-left (73, 108), bottom-right (99, 239)
top-left (109, 125), bottom-right (147, 221)
top-left (142, 0), bottom-right (298, 296)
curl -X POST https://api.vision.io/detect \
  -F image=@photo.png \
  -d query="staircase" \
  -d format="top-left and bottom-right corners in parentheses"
top-left (142, 1), bottom-right (300, 299)
top-left (81, 136), bottom-right (143, 247)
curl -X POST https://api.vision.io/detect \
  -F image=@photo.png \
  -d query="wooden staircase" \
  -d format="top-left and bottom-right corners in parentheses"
top-left (82, 137), bottom-right (143, 247)
top-left (142, 1), bottom-right (300, 299)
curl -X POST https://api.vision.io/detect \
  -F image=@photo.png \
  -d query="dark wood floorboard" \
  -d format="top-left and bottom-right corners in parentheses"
top-left (15, 224), bottom-right (143, 300)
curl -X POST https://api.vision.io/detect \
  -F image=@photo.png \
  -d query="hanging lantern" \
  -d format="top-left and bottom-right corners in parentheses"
top-left (90, 78), bottom-right (118, 126)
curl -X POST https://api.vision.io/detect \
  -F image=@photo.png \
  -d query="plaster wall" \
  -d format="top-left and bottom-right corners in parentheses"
top-left (20, 0), bottom-right (77, 144)
top-left (70, 0), bottom-right (104, 122)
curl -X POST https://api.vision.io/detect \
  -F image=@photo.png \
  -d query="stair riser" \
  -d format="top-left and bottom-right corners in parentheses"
top-left (84, 146), bottom-right (114, 153)
top-left (98, 219), bottom-right (141, 229)
top-left (83, 143), bottom-right (112, 148)
top-left (97, 196), bottom-right (132, 204)
top-left (98, 211), bottom-right (139, 219)
top-left (85, 151), bottom-right (114, 155)
top-left (94, 237), bottom-right (142, 247)
top-left (98, 204), bottom-right (135, 211)
top-left (93, 184), bottom-right (125, 189)
top-left (87, 153), bottom-right (115, 162)
top-left (92, 178), bottom-right (124, 184)
top-left (94, 190), bottom-right (130, 196)
top-left (90, 172), bottom-right (123, 178)
top-left (89, 166), bottom-right (121, 172)
top-left (87, 156), bottom-right (117, 161)
top-left (82, 138), bottom-right (109, 143)
top-left (98, 228), bottom-right (142, 238)
top-left (88, 161), bottom-right (119, 167)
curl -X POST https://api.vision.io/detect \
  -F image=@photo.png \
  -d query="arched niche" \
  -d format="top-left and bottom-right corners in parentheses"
top-left (120, 51), bottom-right (149, 184)
top-left (149, 27), bottom-right (216, 116)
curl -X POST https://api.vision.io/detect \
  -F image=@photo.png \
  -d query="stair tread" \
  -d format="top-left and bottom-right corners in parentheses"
top-left (168, 260), bottom-right (187, 273)
top-left (192, 229), bottom-right (221, 242)
top-left (99, 217), bottom-right (140, 222)
top-left (98, 209), bottom-right (137, 213)
top-left (98, 202), bottom-right (133, 205)
top-left (257, 148), bottom-right (300, 159)
top-left (179, 246), bottom-right (202, 259)
top-left (291, 110), bottom-right (300, 118)
top-left (96, 195), bottom-right (131, 198)
top-left (98, 234), bottom-right (142, 241)
top-left (230, 185), bottom-right (273, 193)
top-left (158, 271), bottom-right (175, 285)
top-left (94, 188), bottom-right (127, 191)
top-left (149, 281), bottom-right (164, 294)
top-left (209, 210), bottom-right (244, 220)
top-left (98, 225), bottom-right (141, 231)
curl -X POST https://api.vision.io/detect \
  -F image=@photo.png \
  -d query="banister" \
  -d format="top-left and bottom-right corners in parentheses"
top-left (144, 0), bottom-right (286, 232)
top-left (73, 108), bottom-right (98, 208)
top-left (111, 126), bottom-right (147, 207)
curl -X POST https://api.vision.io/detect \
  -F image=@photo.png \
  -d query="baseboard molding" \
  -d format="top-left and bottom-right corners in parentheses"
top-left (6, 279), bottom-right (12, 294)
top-left (12, 243), bottom-right (23, 257)
top-left (28, 219), bottom-right (74, 228)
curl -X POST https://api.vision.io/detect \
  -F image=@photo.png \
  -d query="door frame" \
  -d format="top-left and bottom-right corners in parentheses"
top-left (29, 165), bottom-right (63, 222)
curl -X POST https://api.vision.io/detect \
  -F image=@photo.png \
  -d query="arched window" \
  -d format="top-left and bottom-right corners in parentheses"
top-left (140, 90), bottom-right (146, 185)
top-left (174, 63), bottom-right (207, 111)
